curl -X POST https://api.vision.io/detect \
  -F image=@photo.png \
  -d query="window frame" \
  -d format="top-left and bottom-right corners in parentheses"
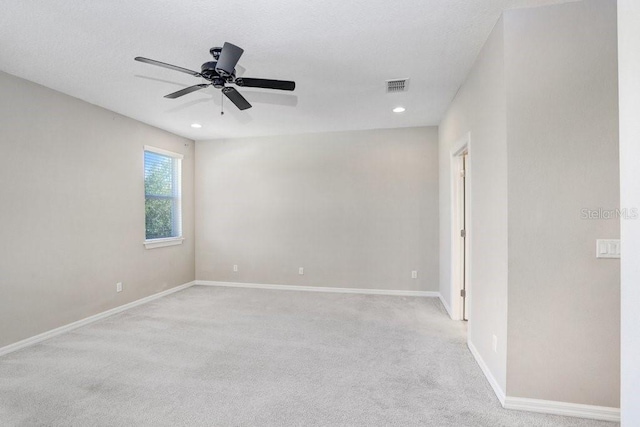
top-left (143, 145), bottom-right (184, 249)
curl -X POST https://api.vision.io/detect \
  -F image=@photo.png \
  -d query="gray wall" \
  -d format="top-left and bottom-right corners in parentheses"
top-left (440, 0), bottom-right (619, 407)
top-left (439, 17), bottom-right (509, 393)
top-left (195, 127), bottom-right (439, 291)
top-left (0, 71), bottom-right (195, 348)
top-left (618, 0), bottom-right (640, 423)
top-left (504, 0), bottom-right (620, 407)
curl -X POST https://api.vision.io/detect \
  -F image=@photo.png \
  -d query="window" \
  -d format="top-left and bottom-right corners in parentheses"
top-left (143, 146), bottom-right (183, 249)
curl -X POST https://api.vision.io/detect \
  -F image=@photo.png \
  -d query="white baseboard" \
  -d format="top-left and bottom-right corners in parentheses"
top-left (467, 339), bottom-right (506, 406)
top-left (466, 340), bottom-right (620, 422)
top-left (0, 281), bottom-right (195, 357)
top-left (439, 294), bottom-right (454, 319)
top-left (195, 280), bottom-right (440, 298)
top-left (503, 397), bottom-right (620, 422)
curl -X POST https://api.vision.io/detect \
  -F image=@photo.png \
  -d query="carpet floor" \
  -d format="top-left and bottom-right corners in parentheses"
top-left (0, 285), bottom-right (616, 426)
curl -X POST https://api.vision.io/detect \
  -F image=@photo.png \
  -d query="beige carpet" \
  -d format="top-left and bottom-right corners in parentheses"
top-left (0, 286), bottom-right (617, 426)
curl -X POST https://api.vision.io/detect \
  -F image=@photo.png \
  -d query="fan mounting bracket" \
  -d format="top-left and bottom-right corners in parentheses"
top-left (209, 47), bottom-right (222, 60)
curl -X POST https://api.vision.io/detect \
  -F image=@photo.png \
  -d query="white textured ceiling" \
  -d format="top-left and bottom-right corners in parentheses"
top-left (0, 0), bottom-right (576, 141)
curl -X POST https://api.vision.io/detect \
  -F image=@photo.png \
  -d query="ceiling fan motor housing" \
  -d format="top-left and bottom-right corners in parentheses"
top-left (200, 61), bottom-right (233, 88)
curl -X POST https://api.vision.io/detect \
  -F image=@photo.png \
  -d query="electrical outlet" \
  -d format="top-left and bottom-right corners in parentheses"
top-left (116, 282), bottom-right (123, 293)
top-left (411, 270), bottom-right (418, 279)
top-left (299, 267), bottom-right (304, 275)
top-left (233, 264), bottom-right (238, 272)
top-left (492, 335), bottom-right (498, 353)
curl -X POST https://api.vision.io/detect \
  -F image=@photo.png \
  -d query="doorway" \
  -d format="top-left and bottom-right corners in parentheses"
top-left (451, 134), bottom-right (470, 322)
top-left (459, 152), bottom-right (468, 321)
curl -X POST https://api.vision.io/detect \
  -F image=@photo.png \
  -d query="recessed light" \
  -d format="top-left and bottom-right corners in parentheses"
top-left (393, 107), bottom-right (406, 113)
top-left (191, 123), bottom-right (202, 128)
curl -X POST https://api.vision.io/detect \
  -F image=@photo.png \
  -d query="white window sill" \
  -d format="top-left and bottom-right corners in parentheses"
top-left (144, 237), bottom-right (184, 249)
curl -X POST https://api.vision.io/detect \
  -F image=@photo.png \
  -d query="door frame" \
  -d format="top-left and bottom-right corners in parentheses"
top-left (450, 132), bottom-right (471, 321)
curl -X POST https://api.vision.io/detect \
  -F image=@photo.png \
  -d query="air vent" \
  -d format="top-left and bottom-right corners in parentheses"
top-left (386, 78), bottom-right (409, 93)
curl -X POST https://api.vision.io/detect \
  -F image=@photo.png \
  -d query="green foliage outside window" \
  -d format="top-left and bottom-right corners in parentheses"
top-left (144, 151), bottom-right (180, 239)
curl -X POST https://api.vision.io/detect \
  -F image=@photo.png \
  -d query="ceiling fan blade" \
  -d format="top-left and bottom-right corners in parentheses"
top-left (164, 84), bottom-right (210, 99)
top-left (215, 42), bottom-right (244, 77)
top-left (222, 87), bottom-right (252, 110)
top-left (235, 77), bottom-right (295, 91)
top-left (235, 63), bottom-right (247, 77)
top-left (135, 57), bottom-right (201, 77)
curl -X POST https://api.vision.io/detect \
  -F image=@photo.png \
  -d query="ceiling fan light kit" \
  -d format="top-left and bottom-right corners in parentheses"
top-left (135, 42), bottom-right (296, 111)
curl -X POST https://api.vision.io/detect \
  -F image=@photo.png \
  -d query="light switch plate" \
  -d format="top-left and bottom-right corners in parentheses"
top-left (596, 239), bottom-right (620, 259)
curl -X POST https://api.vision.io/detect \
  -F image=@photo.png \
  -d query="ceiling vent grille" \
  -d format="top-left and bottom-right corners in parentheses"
top-left (386, 78), bottom-right (409, 93)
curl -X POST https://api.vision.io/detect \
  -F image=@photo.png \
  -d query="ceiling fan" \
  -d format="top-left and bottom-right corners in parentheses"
top-left (135, 42), bottom-right (295, 111)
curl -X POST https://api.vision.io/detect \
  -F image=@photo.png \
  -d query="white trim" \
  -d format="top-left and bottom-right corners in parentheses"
top-left (0, 281), bottom-right (195, 357)
top-left (195, 280), bottom-right (440, 297)
top-left (439, 293), bottom-right (454, 319)
top-left (503, 397), bottom-right (620, 422)
top-left (143, 236), bottom-right (184, 249)
top-left (467, 339), bottom-right (506, 406)
top-left (451, 132), bottom-right (471, 157)
top-left (143, 145), bottom-right (184, 159)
